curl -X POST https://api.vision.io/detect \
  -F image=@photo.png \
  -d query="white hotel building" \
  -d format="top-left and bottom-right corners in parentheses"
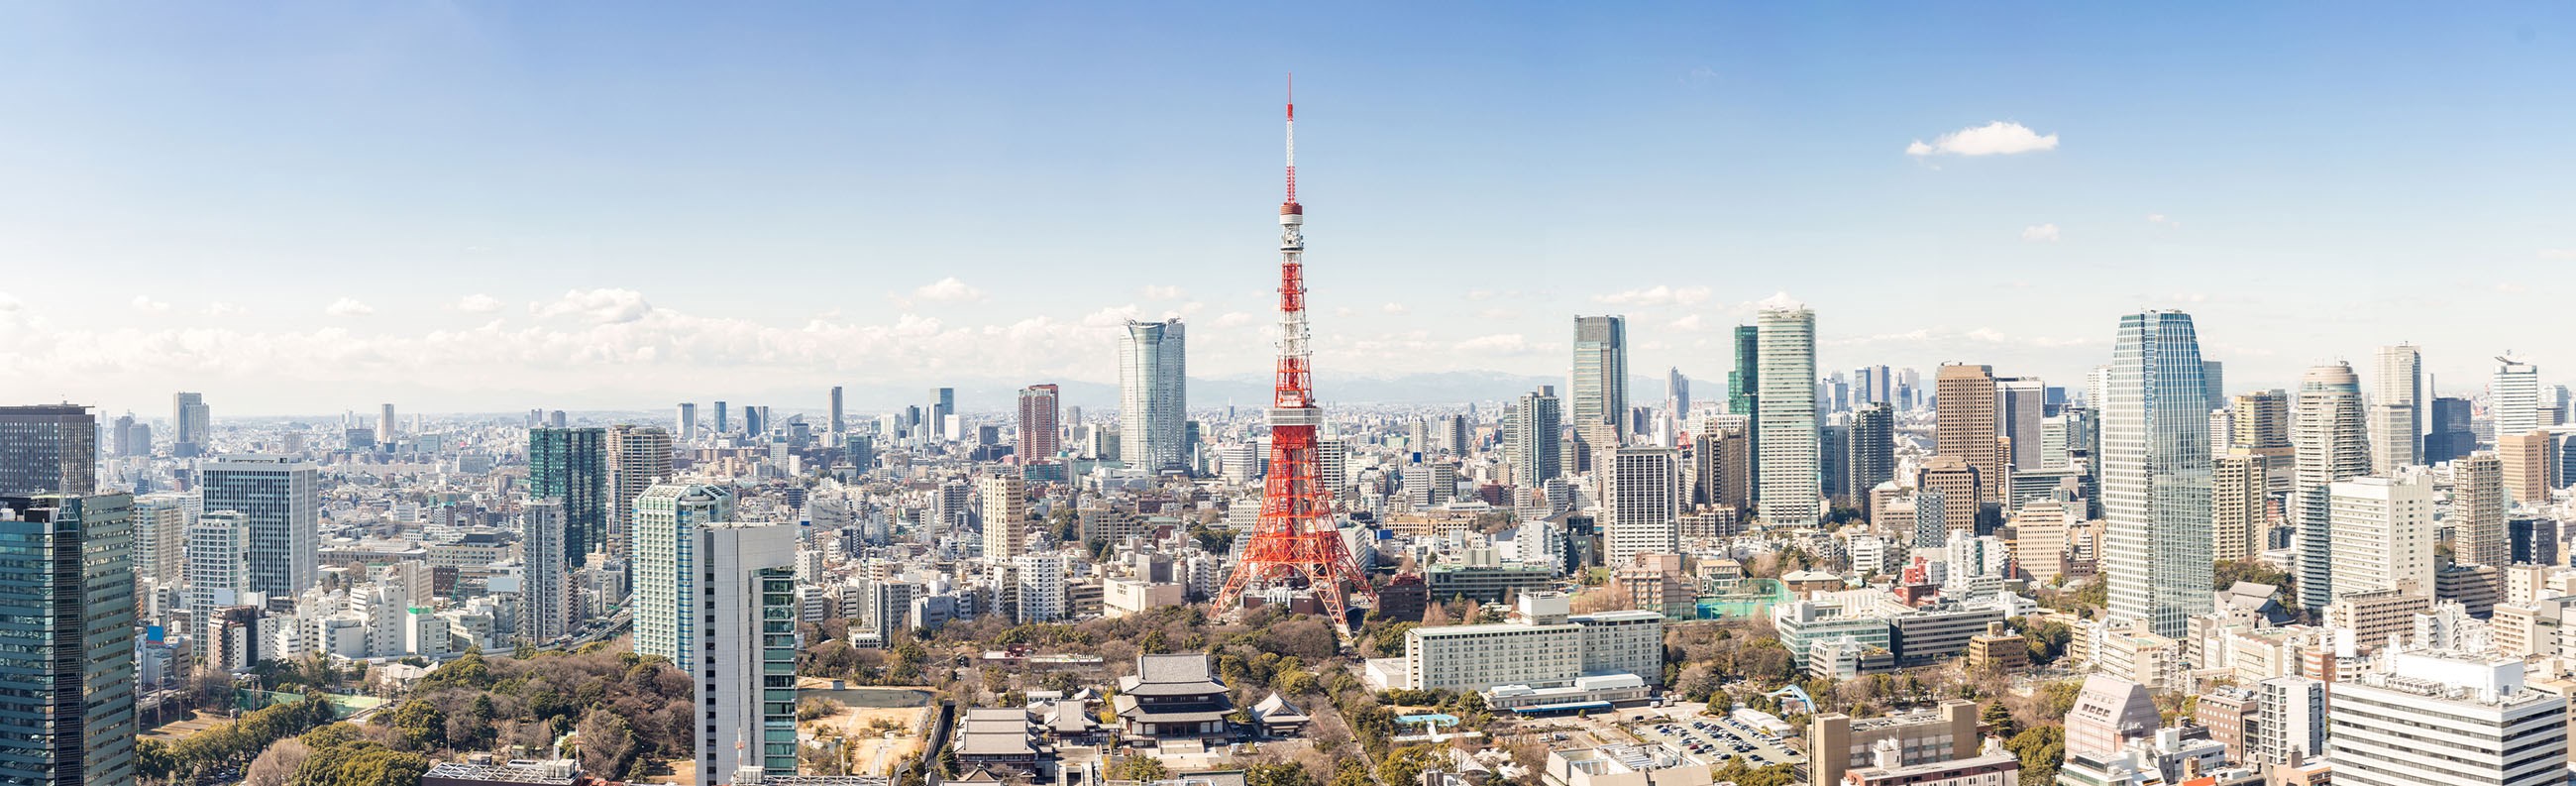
top-left (1386, 593), bottom-right (1662, 708)
top-left (2326, 649), bottom-right (2567, 786)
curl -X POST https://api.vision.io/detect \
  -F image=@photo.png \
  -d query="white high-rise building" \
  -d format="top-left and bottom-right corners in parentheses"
top-left (1756, 295), bottom-right (1820, 526)
top-left (2252, 675), bottom-right (2326, 766)
top-left (1602, 447), bottom-right (1680, 564)
top-left (1119, 319), bottom-right (1188, 473)
top-left (2327, 470), bottom-right (2434, 599)
top-left (2492, 356), bottom-right (2541, 441)
top-left (1016, 552), bottom-right (1067, 623)
top-left (2101, 310), bottom-right (2213, 638)
top-left (520, 499), bottom-right (572, 644)
top-left (185, 510), bottom-right (250, 635)
top-left (2293, 363), bottom-right (2369, 609)
top-left (694, 522), bottom-right (799, 782)
top-left (632, 484), bottom-right (736, 665)
top-left (2371, 344), bottom-right (2422, 471)
top-left (2327, 649), bottom-right (2567, 786)
top-left (133, 492), bottom-right (194, 588)
top-left (376, 403), bottom-right (397, 445)
top-left (200, 455), bottom-right (318, 600)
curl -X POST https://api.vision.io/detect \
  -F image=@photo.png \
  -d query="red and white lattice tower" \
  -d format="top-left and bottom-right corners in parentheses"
top-left (1213, 78), bottom-right (1375, 628)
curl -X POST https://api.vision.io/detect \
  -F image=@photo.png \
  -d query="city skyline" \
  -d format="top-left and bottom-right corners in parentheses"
top-left (6, 4), bottom-right (2575, 413)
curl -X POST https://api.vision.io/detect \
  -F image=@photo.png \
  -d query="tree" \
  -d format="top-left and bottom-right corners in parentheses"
top-left (1980, 701), bottom-right (2017, 738)
top-left (381, 699), bottom-right (449, 751)
top-left (575, 709), bottom-right (635, 778)
top-left (246, 738), bottom-right (311, 786)
top-left (1247, 761), bottom-right (1322, 786)
top-left (1376, 745), bottom-right (1449, 786)
top-left (2004, 726), bottom-right (2064, 785)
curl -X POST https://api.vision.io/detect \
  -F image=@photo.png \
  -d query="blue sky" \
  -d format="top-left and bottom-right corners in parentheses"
top-left (3, 3), bottom-right (2571, 414)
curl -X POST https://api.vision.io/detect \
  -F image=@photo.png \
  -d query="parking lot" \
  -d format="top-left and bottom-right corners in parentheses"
top-left (1631, 714), bottom-right (1805, 770)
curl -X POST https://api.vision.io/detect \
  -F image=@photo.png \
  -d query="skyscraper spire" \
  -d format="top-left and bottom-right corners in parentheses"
top-left (1217, 80), bottom-right (1372, 629)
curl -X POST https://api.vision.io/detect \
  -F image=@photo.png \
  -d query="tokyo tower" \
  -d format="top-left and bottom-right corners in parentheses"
top-left (1212, 79), bottom-right (1375, 628)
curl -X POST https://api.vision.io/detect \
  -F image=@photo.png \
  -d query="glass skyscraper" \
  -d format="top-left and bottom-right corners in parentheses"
top-left (0, 493), bottom-right (138, 786)
top-left (1756, 298), bottom-right (1819, 526)
top-left (529, 427), bottom-right (607, 567)
top-left (1119, 319), bottom-right (1188, 473)
top-left (0, 405), bottom-right (95, 498)
top-left (1570, 315), bottom-right (1630, 447)
top-left (2101, 310), bottom-right (2213, 637)
top-left (632, 483), bottom-right (736, 665)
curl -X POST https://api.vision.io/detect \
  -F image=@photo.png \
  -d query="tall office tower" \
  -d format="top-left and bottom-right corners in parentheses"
top-left (693, 522), bottom-right (799, 782)
top-left (0, 493), bottom-right (137, 786)
top-left (1119, 318), bottom-right (1188, 473)
top-left (1694, 415), bottom-right (1754, 511)
top-left (1509, 387), bottom-right (1563, 487)
top-left (712, 400), bottom-right (729, 435)
top-left (1728, 326), bottom-right (1760, 416)
top-left (1316, 437), bottom-right (1350, 505)
top-left (677, 402), bottom-right (698, 441)
top-left (828, 387), bottom-right (845, 435)
top-left (0, 405), bottom-right (96, 497)
top-left (1935, 364), bottom-right (2002, 505)
top-left (1666, 367), bottom-right (1690, 415)
top-left (171, 392), bottom-right (210, 458)
top-left (2208, 409), bottom-right (2235, 459)
top-left (131, 493), bottom-right (192, 588)
top-left (376, 403), bottom-right (397, 446)
top-left (742, 406), bottom-right (767, 438)
top-left (1846, 404), bottom-right (1895, 514)
top-left (529, 427), bottom-right (607, 567)
top-left (1817, 422), bottom-right (1850, 504)
top-left (2292, 363), bottom-right (2369, 609)
top-left (2453, 453), bottom-right (2509, 567)
top-left (2101, 310), bottom-right (2213, 638)
top-left (2492, 356), bottom-right (2541, 441)
top-left (1756, 298), bottom-right (1820, 525)
top-left (632, 483), bottom-right (737, 664)
top-left (2211, 454), bottom-right (2267, 562)
top-left (2497, 431), bottom-right (2558, 505)
top-left (1017, 385), bottom-right (1061, 462)
top-left (1602, 447), bottom-right (1681, 564)
top-left (2201, 360), bottom-right (2225, 412)
top-left (2326, 651), bottom-right (2567, 786)
top-left (2231, 391), bottom-right (2291, 450)
top-left (519, 498), bottom-right (571, 643)
top-left (928, 388), bottom-right (956, 440)
top-left (604, 425), bottom-right (672, 562)
top-left (2328, 471), bottom-right (2434, 597)
top-left (2372, 344), bottom-right (2424, 471)
top-left (1996, 377), bottom-right (2048, 472)
top-left (1570, 315), bottom-right (1630, 447)
top-left (122, 419), bottom-right (151, 459)
top-left (109, 413), bottom-right (136, 458)
top-left (980, 472), bottom-right (1028, 560)
top-left (185, 510), bottom-right (248, 632)
top-left (1915, 456), bottom-right (1980, 539)
top-left (201, 456), bottom-right (317, 599)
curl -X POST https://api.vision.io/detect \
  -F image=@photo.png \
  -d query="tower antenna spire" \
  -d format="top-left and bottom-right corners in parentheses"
top-left (1284, 72), bottom-right (1297, 205)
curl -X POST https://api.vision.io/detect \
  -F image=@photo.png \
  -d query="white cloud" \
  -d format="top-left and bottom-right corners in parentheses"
top-left (2147, 213), bottom-right (2181, 228)
top-left (1381, 302), bottom-right (1410, 315)
top-left (1594, 285), bottom-right (1713, 307)
top-left (1668, 314), bottom-right (1705, 332)
top-left (2021, 223), bottom-right (2061, 242)
top-left (533, 288), bottom-right (652, 324)
top-left (2538, 249), bottom-right (2576, 261)
top-left (456, 293), bottom-right (503, 313)
top-left (1906, 121), bottom-right (2059, 157)
top-left (1466, 289), bottom-right (1497, 301)
top-left (131, 295), bottom-right (170, 312)
top-left (1455, 333), bottom-right (1533, 354)
top-left (204, 302), bottom-right (247, 317)
top-left (1755, 291), bottom-right (1805, 311)
top-left (324, 297), bottom-right (375, 317)
top-left (1140, 285), bottom-right (1184, 300)
top-left (1215, 312), bottom-right (1256, 327)
top-left (0, 291), bottom-right (20, 312)
top-left (912, 277), bottom-right (986, 303)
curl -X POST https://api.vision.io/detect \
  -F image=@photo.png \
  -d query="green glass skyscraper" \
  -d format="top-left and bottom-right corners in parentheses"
top-left (530, 427), bottom-right (607, 567)
top-left (0, 493), bottom-right (138, 786)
